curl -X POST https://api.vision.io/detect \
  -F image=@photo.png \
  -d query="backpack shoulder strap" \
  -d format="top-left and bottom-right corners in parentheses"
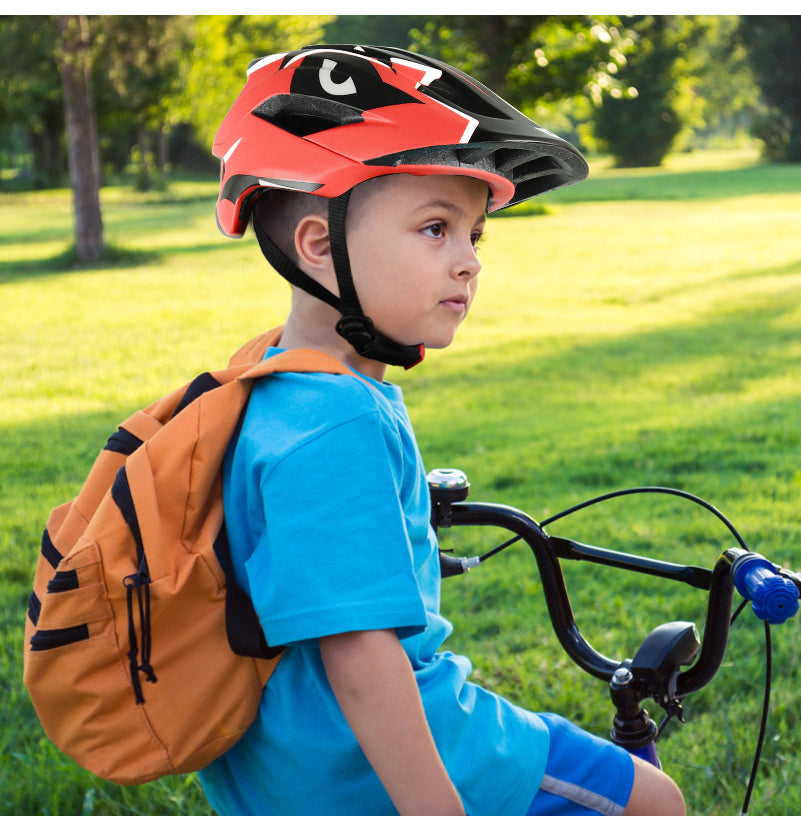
top-left (227, 328), bottom-right (361, 385)
top-left (227, 327), bottom-right (284, 368)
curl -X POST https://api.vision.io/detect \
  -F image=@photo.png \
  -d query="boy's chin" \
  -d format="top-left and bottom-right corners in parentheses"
top-left (421, 335), bottom-right (458, 351)
top-left (388, 327), bottom-right (460, 353)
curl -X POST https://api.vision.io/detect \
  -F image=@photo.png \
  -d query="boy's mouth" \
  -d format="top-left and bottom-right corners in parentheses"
top-left (440, 294), bottom-right (469, 313)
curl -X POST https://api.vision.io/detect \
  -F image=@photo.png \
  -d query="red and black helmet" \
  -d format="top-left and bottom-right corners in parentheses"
top-left (214, 44), bottom-right (588, 236)
top-left (213, 45), bottom-right (589, 366)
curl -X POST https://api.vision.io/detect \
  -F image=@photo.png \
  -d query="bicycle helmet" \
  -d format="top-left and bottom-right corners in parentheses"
top-left (213, 44), bottom-right (589, 367)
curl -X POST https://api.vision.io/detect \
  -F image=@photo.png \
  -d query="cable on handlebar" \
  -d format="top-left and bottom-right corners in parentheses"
top-left (741, 620), bottom-right (772, 816)
top-left (730, 597), bottom-right (749, 626)
top-left (539, 485), bottom-right (750, 552)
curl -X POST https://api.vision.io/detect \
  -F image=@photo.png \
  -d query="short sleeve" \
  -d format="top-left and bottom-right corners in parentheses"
top-left (243, 409), bottom-right (428, 647)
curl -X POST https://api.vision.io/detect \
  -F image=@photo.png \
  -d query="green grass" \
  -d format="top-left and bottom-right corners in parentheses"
top-left (3, 149), bottom-right (801, 814)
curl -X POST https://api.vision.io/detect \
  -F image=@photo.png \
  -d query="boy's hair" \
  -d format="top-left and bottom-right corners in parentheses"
top-left (252, 176), bottom-right (392, 266)
top-left (253, 189), bottom-right (328, 265)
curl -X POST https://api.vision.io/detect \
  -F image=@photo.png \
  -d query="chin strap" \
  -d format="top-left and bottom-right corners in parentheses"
top-left (327, 192), bottom-right (425, 369)
top-left (252, 191), bottom-right (425, 370)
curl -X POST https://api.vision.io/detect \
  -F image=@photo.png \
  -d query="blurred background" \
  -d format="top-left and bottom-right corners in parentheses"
top-left (4, 15), bottom-right (801, 815)
top-left (2, 14), bottom-right (799, 261)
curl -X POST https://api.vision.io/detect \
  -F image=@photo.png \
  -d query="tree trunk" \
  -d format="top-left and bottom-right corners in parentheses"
top-left (157, 126), bottom-right (169, 176)
top-left (57, 15), bottom-right (103, 262)
top-left (135, 125), bottom-right (151, 192)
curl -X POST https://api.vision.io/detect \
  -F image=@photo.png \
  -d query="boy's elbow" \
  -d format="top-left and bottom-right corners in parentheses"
top-left (320, 629), bottom-right (409, 695)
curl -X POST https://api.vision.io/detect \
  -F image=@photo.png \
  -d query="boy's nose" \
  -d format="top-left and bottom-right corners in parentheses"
top-left (453, 239), bottom-right (481, 279)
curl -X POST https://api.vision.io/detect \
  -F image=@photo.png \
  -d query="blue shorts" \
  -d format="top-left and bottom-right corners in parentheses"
top-left (527, 713), bottom-right (635, 816)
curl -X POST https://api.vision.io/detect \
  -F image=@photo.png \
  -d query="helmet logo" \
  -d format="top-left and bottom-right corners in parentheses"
top-left (289, 51), bottom-right (420, 113)
top-left (319, 59), bottom-right (357, 96)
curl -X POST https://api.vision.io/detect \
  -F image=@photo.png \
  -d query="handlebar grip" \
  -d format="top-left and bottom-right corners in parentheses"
top-left (732, 552), bottom-right (800, 624)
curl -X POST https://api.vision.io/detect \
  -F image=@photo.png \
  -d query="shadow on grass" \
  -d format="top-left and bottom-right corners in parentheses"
top-left (412, 275), bottom-right (801, 506)
top-left (0, 238), bottom-right (234, 285)
top-left (5, 272), bottom-right (800, 541)
top-left (4, 268), bottom-right (799, 525)
top-left (0, 244), bottom-right (162, 284)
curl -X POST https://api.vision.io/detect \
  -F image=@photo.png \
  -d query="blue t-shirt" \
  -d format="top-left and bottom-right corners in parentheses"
top-left (199, 349), bottom-right (549, 815)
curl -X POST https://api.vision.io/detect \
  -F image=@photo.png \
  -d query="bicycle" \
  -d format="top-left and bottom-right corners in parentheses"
top-left (428, 467), bottom-right (801, 816)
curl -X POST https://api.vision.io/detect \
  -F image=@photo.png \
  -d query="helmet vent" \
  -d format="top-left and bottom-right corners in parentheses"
top-left (503, 154), bottom-right (563, 182)
top-left (366, 144), bottom-right (498, 172)
top-left (422, 76), bottom-right (512, 120)
top-left (253, 94), bottom-right (364, 137)
top-left (366, 141), bottom-right (584, 207)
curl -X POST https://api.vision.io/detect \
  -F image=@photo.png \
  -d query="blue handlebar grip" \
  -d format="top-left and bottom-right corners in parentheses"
top-left (732, 553), bottom-right (800, 624)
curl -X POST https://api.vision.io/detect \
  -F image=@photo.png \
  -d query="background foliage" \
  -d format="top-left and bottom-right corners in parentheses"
top-left (738, 16), bottom-right (801, 161)
top-left (2, 13), bottom-right (799, 198)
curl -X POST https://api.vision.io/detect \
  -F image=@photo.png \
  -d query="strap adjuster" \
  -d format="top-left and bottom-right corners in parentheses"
top-left (336, 315), bottom-right (376, 354)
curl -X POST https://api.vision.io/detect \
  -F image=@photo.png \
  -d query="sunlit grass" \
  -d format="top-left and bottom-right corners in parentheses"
top-left (2, 150), bottom-right (801, 814)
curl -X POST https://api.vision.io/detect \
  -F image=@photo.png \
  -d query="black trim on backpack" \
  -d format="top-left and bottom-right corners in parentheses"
top-left (47, 570), bottom-right (79, 593)
top-left (41, 529), bottom-right (62, 569)
top-left (172, 372), bottom-right (222, 418)
top-left (213, 526), bottom-right (283, 660)
top-left (105, 428), bottom-right (144, 456)
top-left (28, 591), bottom-right (41, 626)
top-left (30, 624), bottom-right (89, 651)
top-left (111, 467), bottom-right (146, 567)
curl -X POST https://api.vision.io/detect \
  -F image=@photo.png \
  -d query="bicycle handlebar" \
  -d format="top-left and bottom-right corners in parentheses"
top-left (430, 476), bottom-right (801, 700)
top-left (731, 552), bottom-right (800, 624)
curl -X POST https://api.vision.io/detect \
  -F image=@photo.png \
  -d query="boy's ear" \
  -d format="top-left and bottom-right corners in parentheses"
top-left (294, 214), bottom-right (332, 273)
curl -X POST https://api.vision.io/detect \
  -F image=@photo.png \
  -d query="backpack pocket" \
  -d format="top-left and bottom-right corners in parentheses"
top-left (27, 539), bottom-right (114, 645)
top-left (23, 539), bottom-right (149, 779)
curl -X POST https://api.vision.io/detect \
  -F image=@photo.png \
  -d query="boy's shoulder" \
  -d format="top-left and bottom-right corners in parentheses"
top-left (241, 355), bottom-right (403, 452)
top-left (256, 353), bottom-right (392, 408)
top-left (229, 363), bottom-right (412, 488)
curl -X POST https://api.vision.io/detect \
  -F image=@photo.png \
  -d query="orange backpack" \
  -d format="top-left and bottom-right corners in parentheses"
top-left (23, 329), bottom-right (356, 785)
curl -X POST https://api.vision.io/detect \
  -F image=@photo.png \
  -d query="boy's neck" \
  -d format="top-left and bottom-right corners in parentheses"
top-left (278, 310), bottom-right (388, 383)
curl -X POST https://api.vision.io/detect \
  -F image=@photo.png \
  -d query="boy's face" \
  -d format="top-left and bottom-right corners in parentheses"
top-left (346, 174), bottom-right (487, 351)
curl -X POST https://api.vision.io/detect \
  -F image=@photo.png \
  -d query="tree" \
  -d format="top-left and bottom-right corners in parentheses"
top-left (592, 16), bottom-right (701, 167)
top-left (0, 16), bottom-right (65, 188)
top-left (680, 16), bottom-right (759, 150)
top-left (322, 15), bottom-right (426, 49)
top-left (94, 16), bottom-right (195, 191)
top-left (57, 15), bottom-right (103, 261)
top-left (739, 16), bottom-right (801, 162)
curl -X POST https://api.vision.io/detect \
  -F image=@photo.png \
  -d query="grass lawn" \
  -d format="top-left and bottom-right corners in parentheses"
top-left (2, 149), bottom-right (801, 814)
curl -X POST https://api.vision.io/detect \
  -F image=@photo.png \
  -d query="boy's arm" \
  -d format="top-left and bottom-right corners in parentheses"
top-left (319, 628), bottom-right (466, 816)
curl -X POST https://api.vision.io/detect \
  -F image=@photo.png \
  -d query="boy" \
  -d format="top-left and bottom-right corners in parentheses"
top-left (201, 44), bottom-right (685, 815)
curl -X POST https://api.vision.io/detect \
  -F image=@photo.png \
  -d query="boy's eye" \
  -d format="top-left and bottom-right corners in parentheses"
top-left (422, 222), bottom-right (483, 248)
